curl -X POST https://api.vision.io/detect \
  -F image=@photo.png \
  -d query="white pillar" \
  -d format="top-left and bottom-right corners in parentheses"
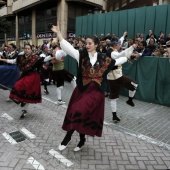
top-left (15, 14), bottom-right (19, 48)
top-left (32, 9), bottom-right (37, 46)
top-left (57, 0), bottom-right (68, 39)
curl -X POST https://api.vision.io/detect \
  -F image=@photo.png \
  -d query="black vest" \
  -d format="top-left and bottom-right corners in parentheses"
top-left (76, 49), bottom-right (115, 92)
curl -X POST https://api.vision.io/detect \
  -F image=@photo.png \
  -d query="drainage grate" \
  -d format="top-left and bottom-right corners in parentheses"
top-left (9, 131), bottom-right (27, 143)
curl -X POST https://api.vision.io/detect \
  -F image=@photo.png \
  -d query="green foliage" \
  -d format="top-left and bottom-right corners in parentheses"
top-left (0, 17), bottom-right (11, 33)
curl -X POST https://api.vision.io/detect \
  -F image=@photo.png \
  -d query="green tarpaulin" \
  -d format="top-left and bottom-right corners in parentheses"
top-left (65, 55), bottom-right (170, 106)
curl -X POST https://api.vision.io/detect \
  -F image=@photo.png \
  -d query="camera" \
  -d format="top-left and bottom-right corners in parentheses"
top-left (47, 23), bottom-right (53, 30)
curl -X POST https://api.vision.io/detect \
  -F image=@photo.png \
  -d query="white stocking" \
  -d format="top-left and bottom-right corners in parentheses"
top-left (71, 77), bottom-right (77, 89)
top-left (21, 103), bottom-right (29, 111)
top-left (129, 82), bottom-right (138, 97)
top-left (110, 99), bottom-right (118, 112)
top-left (56, 86), bottom-right (63, 100)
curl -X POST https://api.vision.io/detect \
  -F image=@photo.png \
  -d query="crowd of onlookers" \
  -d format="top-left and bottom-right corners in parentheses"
top-left (66, 29), bottom-right (170, 57)
top-left (0, 29), bottom-right (170, 58)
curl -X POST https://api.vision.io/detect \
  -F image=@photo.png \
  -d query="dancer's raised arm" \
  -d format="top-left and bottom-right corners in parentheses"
top-left (51, 23), bottom-right (79, 63)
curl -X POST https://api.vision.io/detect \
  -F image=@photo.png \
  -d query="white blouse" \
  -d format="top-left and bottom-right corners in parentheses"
top-left (111, 46), bottom-right (134, 59)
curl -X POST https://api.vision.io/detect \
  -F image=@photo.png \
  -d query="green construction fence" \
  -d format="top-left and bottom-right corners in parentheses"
top-left (64, 55), bottom-right (170, 107)
top-left (76, 4), bottom-right (170, 38)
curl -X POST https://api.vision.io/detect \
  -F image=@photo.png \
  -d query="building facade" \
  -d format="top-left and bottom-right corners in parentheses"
top-left (1, 0), bottom-right (170, 47)
top-left (107, 0), bottom-right (170, 11)
top-left (0, 0), bottom-right (106, 47)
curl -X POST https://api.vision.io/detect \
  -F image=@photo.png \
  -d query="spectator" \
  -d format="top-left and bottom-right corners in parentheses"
top-left (105, 39), bottom-right (111, 50)
top-left (157, 31), bottom-right (166, 45)
top-left (104, 33), bottom-right (112, 40)
top-left (147, 38), bottom-right (157, 53)
top-left (122, 36), bottom-right (129, 50)
top-left (146, 34), bottom-right (157, 45)
top-left (99, 34), bottom-right (105, 41)
top-left (140, 33), bottom-right (144, 41)
top-left (167, 47), bottom-right (170, 57)
top-left (111, 34), bottom-right (118, 42)
top-left (146, 30), bottom-right (157, 40)
top-left (128, 39), bottom-right (135, 47)
top-left (151, 48), bottom-right (162, 57)
top-left (166, 33), bottom-right (170, 43)
top-left (136, 41), bottom-right (152, 56)
top-left (97, 44), bottom-right (107, 53)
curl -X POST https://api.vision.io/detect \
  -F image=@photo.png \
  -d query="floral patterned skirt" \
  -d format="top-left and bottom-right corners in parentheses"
top-left (10, 71), bottom-right (42, 103)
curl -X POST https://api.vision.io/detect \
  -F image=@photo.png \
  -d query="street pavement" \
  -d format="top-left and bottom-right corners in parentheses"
top-left (0, 82), bottom-right (170, 170)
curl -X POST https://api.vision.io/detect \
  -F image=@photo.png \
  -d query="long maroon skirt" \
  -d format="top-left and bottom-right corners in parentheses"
top-left (9, 71), bottom-right (42, 103)
top-left (62, 81), bottom-right (105, 137)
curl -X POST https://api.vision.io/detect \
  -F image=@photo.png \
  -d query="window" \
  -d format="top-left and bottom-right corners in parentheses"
top-left (36, 10), bottom-right (45, 21)
top-left (36, 7), bottom-right (57, 33)
top-left (67, 3), bottom-right (89, 33)
top-left (36, 20), bottom-right (46, 33)
top-left (46, 7), bottom-right (56, 19)
top-left (18, 13), bottom-right (32, 37)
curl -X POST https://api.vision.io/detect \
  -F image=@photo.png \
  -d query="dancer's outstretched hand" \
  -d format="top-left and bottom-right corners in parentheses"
top-left (51, 22), bottom-right (60, 33)
top-left (51, 22), bottom-right (63, 41)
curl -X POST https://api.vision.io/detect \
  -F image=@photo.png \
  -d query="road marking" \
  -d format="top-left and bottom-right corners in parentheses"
top-left (2, 132), bottom-right (17, 145)
top-left (104, 121), bottom-right (110, 125)
top-left (1, 113), bottom-right (13, 121)
top-left (42, 96), bottom-right (67, 108)
top-left (42, 96), bottom-right (57, 104)
top-left (27, 157), bottom-right (45, 170)
top-left (20, 127), bottom-right (36, 139)
top-left (49, 149), bottom-right (73, 167)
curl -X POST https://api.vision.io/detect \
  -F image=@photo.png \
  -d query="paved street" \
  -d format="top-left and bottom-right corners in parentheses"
top-left (0, 82), bottom-right (170, 170)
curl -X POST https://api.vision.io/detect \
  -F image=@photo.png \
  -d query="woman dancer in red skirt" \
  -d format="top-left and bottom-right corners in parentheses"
top-left (51, 23), bottom-right (133, 152)
top-left (0, 44), bottom-right (44, 119)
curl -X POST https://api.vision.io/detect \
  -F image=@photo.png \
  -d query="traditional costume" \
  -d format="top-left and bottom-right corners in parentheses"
top-left (0, 50), bottom-right (19, 90)
top-left (107, 39), bottom-right (138, 122)
top-left (0, 49), bottom-right (45, 118)
top-left (44, 47), bottom-right (76, 104)
top-left (40, 44), bottom-right (53, 94)
top-left (57, 38), bottom-right (129, 151)
top-left (9, 53), bottom-right (44, 104)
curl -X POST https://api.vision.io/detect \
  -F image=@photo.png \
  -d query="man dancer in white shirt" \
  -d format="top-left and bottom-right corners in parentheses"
top-left (107, 32), bottom-right (138, 122)
top-left (44, 44), bottom-right (76, 104)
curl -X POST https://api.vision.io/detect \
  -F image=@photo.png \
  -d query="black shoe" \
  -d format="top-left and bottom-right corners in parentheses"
top-left (113, 115), bottom-right (120, 122)
top-left (20, 110), bottom-right (27, 119)
top-left (112, 112), bottom-right (120, 122)
top-left (44, 90), bottom-right (49, 95)
top-left (21, 102), bottom-right (26, 107)
top-left (126, 99), bottom-right (134, 107)
top-left (74, 138), bottom-right (86, 152)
